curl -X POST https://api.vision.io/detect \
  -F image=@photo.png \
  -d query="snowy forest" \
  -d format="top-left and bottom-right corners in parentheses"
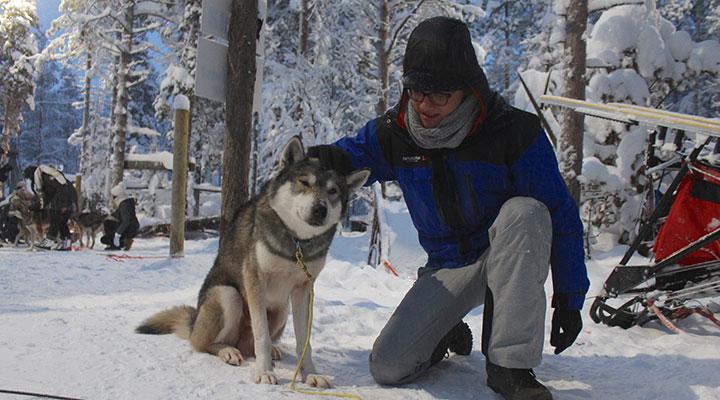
top-left (1, 0), bottom-right (719, 247)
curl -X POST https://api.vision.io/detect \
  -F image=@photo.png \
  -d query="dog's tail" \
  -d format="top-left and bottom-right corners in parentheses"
top-left (135, 305), bottom-right (196, 340)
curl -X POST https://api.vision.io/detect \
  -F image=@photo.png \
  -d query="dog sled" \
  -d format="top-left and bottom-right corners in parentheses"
top-left (540, 95), bottom-right (720, 332)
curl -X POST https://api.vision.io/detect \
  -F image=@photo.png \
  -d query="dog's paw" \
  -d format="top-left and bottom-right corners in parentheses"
top-left (271, 345), bottom-right (283, 360)
top-left (254, 370), bottom-right (278, 385)
top-left (305, 374), bottom-right (332, 388)
top-left (218, 347), bottom-right (243, 366)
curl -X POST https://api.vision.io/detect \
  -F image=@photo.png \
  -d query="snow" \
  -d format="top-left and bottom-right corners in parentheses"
top-left (580, 156), bottom-right (623, 191)
top-left (124, 151), bottom-right (196, 171)
top-left (667, 30), bottom-right (693, 61)
top-left (687, 40), bottom-right (720, 74)
top-left (174, 94), bottom-right (190, 111)
top-left (2, 205), bottom-right (719, 400)
top-left (587, 69), bottom-right (650, 105)
top-left (128, 125), bottom-right (161, 137)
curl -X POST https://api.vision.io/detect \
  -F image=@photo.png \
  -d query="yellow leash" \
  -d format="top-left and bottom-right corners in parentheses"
top-left (289, 246), bottom-right (362, 400)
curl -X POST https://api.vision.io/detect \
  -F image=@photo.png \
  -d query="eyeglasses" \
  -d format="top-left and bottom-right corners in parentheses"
top-left (407, 89), bottom-right (453, 106)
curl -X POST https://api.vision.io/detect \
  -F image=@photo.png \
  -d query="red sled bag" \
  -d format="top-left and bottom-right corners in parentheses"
top-left (653, 162), bottom-right (720, 265)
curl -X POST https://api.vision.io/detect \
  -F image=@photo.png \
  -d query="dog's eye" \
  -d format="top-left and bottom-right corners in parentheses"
top-left (328, 188), bottom-right (338, 195)
top-left (298, 179), bottom-right (310, 187)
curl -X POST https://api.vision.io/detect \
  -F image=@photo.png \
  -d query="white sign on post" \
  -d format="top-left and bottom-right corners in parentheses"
top-left (195, 0), bottom-right (232, 103)
top-left (201, 0), bottom-right (232, 41)
top-left (195, 37), bottom-right (228, 103)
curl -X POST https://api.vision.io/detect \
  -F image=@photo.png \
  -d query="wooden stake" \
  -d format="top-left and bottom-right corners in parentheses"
top-left (170, 96), bottom-right (190, 258)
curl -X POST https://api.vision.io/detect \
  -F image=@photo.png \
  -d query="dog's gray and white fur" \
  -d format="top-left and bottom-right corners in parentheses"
top-left (71, 211), bottom-right (107, 249)
top-left (136, 137), bottom-right (369, 387)
top-left (7, 193), bottom-right (37, 250)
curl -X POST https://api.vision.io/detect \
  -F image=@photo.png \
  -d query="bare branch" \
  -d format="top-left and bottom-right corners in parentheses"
top-left (387, 0), bottom-right (428, 54)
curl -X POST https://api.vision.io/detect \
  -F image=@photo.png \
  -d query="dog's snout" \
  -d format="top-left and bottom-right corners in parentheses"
top-left (312, 203), bottom-right (327, 221)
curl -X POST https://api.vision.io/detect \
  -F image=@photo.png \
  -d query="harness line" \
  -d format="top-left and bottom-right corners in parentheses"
top-left (289, 242), bottom-right (362, 400)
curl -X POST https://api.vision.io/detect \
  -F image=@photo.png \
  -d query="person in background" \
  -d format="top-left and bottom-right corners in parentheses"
top-left (23, 164), bottom-right (76, 250)
top-left (308, 16), bottom-right (588, 400)
top-left (101, 183), bottom-right (139, 251)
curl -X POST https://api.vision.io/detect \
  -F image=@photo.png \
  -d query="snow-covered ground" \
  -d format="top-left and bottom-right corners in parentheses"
top-left (1, 205), bottom-right (719, 400)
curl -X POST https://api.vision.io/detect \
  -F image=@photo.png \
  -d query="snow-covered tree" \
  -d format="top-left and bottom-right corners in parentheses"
top-left (48, 0), bottom-right (175, 199)
top-left (476, 0), bottom-right (546, 97)
top-left (19, 55), bottom-right (82, 172)
top-left (558, 0), bottom-right (588, 204)
top-left (584, 0), bottom-right (720, 244)
top-left (155, 0), bottom-right (224, 187)
top-left (0, 0), bottom-right (39, 189)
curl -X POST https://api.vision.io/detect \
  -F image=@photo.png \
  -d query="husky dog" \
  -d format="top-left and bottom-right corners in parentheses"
top-left (71, 211), bottom-right (107, 249)
top-left (136, 137), bottom-right (370, 387)
top-left (7, 193), bottom-right (38, 249)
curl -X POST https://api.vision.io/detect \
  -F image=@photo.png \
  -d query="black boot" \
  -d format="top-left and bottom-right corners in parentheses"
top-left (430, 321), bottom-right (473, 366)
top-left (486, 360), bottom-right (552, 400)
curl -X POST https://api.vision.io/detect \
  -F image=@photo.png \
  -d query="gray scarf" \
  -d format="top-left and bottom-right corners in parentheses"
top-left (405, 95), bottom-right (480, 149)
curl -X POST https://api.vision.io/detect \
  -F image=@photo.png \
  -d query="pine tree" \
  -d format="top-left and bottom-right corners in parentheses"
top-left (0, 0), bottom-right (39, 189)
top-left (476, 1), bottom-right (545, 98)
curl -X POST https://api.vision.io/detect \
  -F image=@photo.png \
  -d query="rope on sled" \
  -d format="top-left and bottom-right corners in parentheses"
top-left (0, 388), bottom-right (83, 400)
top-left (289, 246), bottom-right (363, 400)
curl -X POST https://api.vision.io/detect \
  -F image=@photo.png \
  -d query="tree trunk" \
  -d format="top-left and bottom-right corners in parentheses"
top-left (558, 0), bottom-right (587, 206)
top-left (502, 2), bottom-right (510, 92)
top-left (2, 95), bottom-right (23, 190)
top-left (110, 2), bottom-right (135, 190)
top-left (219, 0), bottom-right (258, 239)
top-left (298, 0), bottom-right (309, 57)
top-left (80, 52), bottom-right (92, 181)
top-left (375, 0), bottom-right (389, 116)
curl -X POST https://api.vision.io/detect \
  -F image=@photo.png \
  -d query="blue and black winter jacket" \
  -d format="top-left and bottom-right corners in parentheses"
top-left (334, 94), bottom-right (589, 310)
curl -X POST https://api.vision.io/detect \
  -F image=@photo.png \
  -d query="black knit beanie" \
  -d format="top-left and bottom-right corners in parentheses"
top-left (402, 16), bottom-right (489, 95)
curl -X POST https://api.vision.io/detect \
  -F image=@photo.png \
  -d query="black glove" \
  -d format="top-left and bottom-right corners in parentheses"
top-left (306, 145), bottom-right (354, 176)
top-left (550, 308), bottom-right (582, 354)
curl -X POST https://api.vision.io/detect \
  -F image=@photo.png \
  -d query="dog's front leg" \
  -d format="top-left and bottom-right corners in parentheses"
top-left (291, 282), bottom-right (331, 388)
top-left (244, 268), bottom-right (277, 384)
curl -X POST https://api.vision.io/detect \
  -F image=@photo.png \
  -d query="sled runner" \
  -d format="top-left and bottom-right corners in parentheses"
top-left (540, 95), bottom-right (720, 331)
top-left (588, 153), bottom-right (720, 331)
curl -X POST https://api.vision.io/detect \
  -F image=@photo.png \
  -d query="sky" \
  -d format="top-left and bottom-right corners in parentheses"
top-left (37, 0), bottom-right (60, 30)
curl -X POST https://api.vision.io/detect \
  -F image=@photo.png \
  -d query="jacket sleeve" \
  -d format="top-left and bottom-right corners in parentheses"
top-left (33, 169), bottom-right (45, 203)
top-left (510, 129), bottom-right (589, 310)
top-left (333, 119), bottom-right (396, 185)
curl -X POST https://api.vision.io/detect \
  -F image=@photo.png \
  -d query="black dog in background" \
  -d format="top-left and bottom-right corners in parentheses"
top-left (0, 163), bottom-right (17, 243)
top-left (0, 163), bottom-right (11, 183)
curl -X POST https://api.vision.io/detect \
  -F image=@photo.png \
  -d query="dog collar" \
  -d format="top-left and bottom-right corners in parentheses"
top-left (289, 235), bottom-right (313, 280)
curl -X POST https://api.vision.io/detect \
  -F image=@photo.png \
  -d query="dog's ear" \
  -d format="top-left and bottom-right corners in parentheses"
top-left (278, 136), bottom-right (305, 170)
top-left (346, 169), bottom-right (371, 192)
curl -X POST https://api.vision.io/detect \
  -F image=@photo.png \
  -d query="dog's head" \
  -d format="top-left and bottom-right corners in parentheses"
top-left (269, 137), bottom-right (370, 239)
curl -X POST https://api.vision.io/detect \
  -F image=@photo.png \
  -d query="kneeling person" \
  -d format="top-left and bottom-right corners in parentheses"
top-left (101, 184), bottom-right (139, 250)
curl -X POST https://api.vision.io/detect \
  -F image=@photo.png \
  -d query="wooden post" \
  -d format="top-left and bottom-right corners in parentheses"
top-left (170, 95), bottom-right (190, 257)
top-left (75, 175), bottom-right (82, 212)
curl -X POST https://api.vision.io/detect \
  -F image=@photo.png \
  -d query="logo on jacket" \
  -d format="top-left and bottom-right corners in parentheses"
top-left (402, 155), bottom-right (428, 164)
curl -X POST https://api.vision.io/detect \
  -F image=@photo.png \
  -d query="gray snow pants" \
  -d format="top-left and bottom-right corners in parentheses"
top-left (369, 197), bottom-right (552, 385)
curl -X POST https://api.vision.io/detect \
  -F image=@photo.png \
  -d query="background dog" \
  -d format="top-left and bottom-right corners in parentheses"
top-left (136, 137), bottom-right (369, 387)
top-left (7, 193), bottom-right (38, 249)
top-left (71, 211), bottom-right (107, 249)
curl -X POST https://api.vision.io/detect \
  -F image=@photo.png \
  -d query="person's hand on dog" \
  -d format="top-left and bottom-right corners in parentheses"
top-left (306, 145), bottom-right (354, 176)
top-left (550, 308), bottom-right (582, 354)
